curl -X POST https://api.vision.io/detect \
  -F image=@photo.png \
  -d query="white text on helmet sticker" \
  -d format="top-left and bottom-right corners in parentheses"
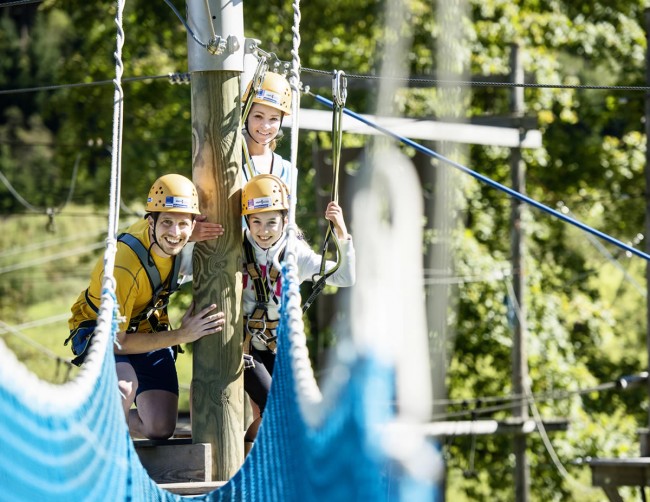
top-left (247, 196), bottom-right (273, 210)
top-left (165, 196), bottom-right (192, 209)
top-left (255, 89), bottom-right (281, 106)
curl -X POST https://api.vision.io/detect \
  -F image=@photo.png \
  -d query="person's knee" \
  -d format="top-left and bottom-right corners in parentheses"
top-left (141, 414), bottom-right (176, 440)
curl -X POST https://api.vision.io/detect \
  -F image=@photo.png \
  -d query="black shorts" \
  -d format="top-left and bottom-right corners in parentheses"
top-left (115, 347), bottom-right (178, 397)
top-left (244, 346), bottom-right (276, 414)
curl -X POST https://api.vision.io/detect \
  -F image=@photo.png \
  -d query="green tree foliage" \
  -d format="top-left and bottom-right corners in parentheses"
top-left (2, 1), bottom-right (650, 500)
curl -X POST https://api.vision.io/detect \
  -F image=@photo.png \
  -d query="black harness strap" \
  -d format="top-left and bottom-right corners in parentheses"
top-left (118, 233), bottom-right (181, 296)
top-left (243, 236), bottom-right (285, 353)
top-left (117, 233), bottom-right (181, 333)
top-left (83, 233), bottom-right (180, 333)
top-left (65, 234), bottom-right (184, 364)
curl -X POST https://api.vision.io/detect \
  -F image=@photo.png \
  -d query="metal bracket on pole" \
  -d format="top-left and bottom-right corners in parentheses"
top-left (244, 38), bottom-right (262, 55)
top-left (207, 34), bottom-right (240, 56)
top-left (187, 0), bottom-right (243, 72)
top-left (243, 38), bottom-right (290, 77)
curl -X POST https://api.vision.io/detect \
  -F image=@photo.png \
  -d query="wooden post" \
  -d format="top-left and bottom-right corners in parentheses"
top-left (187, 0), bottom-right (244, 481)
top-left (510, 42), bottom-right (530, 502)
top-left (644, 8), bottom-right (650, 449)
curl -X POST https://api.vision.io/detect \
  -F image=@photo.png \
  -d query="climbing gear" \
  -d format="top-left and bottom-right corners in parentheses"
top-left (64, 233), bottom-right (182, 366)
top-left (65, 320), bottom-right (97, 367)
top-left (243, 353), bottom-right (256, 369)
top-left (302, 70), bottom-right (347, 313)
top-left (240, 174), bottom-right (290, 356)
top-left (242, 235), bottom-right (286, 355)
top-left (242, 174), bottom-right (290, 216)
top-left (242, 71), bottom-right (292, 116)
top-left (240, 49), bottom-right (292, 129)
top-left (241, 56), bottom-right (269, 128)
top-left (145, 173), bottom-right (200, 215)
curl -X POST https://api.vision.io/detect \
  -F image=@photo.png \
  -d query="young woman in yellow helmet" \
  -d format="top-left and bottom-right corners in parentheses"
top-left (240, 174), bottom-right (355, 452)
top-left (241, 72), bottom-right (297, 189)
top-left (67, 174), bottom-right (226, 440)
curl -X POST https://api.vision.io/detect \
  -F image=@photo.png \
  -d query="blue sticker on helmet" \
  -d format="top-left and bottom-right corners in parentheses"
top-left (165, 196), bottom-right (191, 209)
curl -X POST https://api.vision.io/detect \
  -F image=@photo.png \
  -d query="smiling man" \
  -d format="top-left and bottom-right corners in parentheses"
top-left (67, 174), bottom-right (226, 439)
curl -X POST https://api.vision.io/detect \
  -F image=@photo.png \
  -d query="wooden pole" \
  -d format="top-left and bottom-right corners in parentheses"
top-left (187, 0), bottom-right (244, 480)
top-left (510, 42), bottom-right (530, 502)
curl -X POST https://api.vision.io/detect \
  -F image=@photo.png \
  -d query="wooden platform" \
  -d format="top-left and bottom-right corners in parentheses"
top-left (587, 458), bottom-right (650, 502)
top-left (134, 438), bottom-right (212, 484)
top-left (159, 481), bottom-right (227, 496)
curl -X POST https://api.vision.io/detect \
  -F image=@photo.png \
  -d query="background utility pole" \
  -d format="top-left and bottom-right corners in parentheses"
top-left (641, 9), bottom-right (650, 456)
top-left (510, 42), bottom-right (530, 502)
top-left (187, 0), bottom-right (244, 481)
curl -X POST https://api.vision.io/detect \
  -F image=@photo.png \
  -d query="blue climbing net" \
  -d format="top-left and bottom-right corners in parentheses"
top-left (0, 265), bottom-right (440, 502)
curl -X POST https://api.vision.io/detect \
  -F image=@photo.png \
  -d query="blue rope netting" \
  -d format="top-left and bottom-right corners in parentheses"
top-left (0, 291), bottom-right (170, 501)
top-left (0, 273), bottom-right (439, 501)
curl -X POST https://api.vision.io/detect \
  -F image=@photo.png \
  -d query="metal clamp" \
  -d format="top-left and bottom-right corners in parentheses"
top-left (245, 38), bottom-right (262, 54)
top-left (207, 34), bottom-right (240, 56)
top-left (332, 70), bottom-right (347, 107)
top-left (168, 72), bottom-right (191, 85)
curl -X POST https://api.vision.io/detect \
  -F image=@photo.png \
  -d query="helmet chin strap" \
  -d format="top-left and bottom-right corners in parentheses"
top-left (147, 214), bottom-right (162, 264)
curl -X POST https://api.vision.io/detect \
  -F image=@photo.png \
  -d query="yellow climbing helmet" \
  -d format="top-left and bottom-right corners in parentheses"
top-left (243, 72), bottom-right (292, 116)
top-left (242, 174), bottom-right (290, 215)
top-left (146, 174), bottom-right (201, 215)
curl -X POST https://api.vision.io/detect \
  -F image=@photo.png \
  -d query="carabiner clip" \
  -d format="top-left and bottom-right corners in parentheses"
top-left (246, 316), bottom-right (267, 336)
top-left (332, 70), bottom-right (347, 107)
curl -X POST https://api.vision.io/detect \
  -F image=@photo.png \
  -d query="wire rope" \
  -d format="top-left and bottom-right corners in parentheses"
top-left (504, 278), bottom-right (597, 493)
top-left (0, 0), bottom-right (42, 8)
top-left (162, 0), bottom-right (207, 49)
top-left (309, 92), bottom-right (650, 262)
top-left (0, 320), bottom-right (73, 366)
top-left (301, 67), bottom-right (650, 92)
top-left (5, 68), bottom-right (650, 98)
top-left (0, 153), bottom-right (81, 216)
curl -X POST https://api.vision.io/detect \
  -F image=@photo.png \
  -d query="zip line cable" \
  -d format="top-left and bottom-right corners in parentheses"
top-left (435, 380), bottom-right (621, 409)
top-left (4, 68), bottom-right (650, 97)
top-left (0, 319), bottom-right (73, 367)
top-left (309, 92), bottom-right (650, 263)
top-left (0, 152), bottom-right (82, 216)
top-left (301, 67), bottom-right (650, 92)
top-left (430, 381), bottom-right (620, 421)
top-left (559, 202), bottom-right (646, 297)
top-left (0, 0), bottom-right (43, 8)
top-left (0, 74), bottom-right (171, 96)
top-left (0, 229), bottom-right (105, 258)
top-left (0, 170), bottom-right (41, 212)
top-left (0, 242), bottom-right (105, 275)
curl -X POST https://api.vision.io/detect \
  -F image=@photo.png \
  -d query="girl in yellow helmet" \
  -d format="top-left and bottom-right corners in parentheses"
top-left (240, 174), bottom-right (355, 453)
top-left (241, 72), bottom-right (297, 189)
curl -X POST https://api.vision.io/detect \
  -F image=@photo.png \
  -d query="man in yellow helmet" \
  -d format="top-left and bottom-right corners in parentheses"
top-left (67, 174), bottom-right (225, 440)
